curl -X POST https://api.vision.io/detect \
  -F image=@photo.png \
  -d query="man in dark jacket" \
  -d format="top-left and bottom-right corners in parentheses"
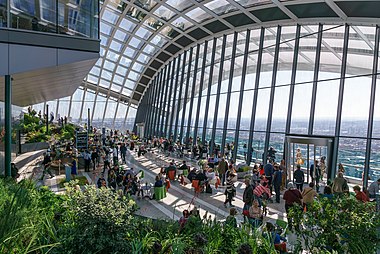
top-left (264, 160), bottom-right (274, 193)
top-left (273, 164), bottom-right (282, 203)
top-left (219, 158), bottom-right (228, 186)
top-left (294, 164), bottom-right (304, 191)
top-left (120, 143), bottom-right (127, 163)
top-left (242, 178), bottom-right (254, 222)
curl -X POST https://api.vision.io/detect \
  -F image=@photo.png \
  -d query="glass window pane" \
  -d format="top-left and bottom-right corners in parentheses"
top-left (166, 0), bottom-right (192, 11)
top-left (290, 83), bottom-right (312, 134)
top-left (240, 90), bottom-right (254, 130)
top-left (185, 7), bottom-right (211, 23)
top-left (252, 132), bottom-right (266, 163)
top-left (340, 76), bottom-right (371, 137)
top-left (216, 94), bottom-right (227, 128)
top-left (126, 107), bottom-right (137, 130)
top-left (207, 95), bottom-right (216, 129)
top-left (227, 91), bottom-right (240, 130)
top-left (346, 26), bottom-right (375, 77)
top-left (373, 76), bottom-right (380, 138)
top-left (271, 86), bottom-right (289, 132)
top-left (296, 26), bottom-right (318, 84)
top-left (319, 25), bottom-right (344, 79)
top-left (254, 88), bottom-right (270, 131)
top-left (313, 79), bottom-right (339, 135)
top-left (369, 140), bottom-right (380, 182)
top-left (338, 137), bottom-right (366, 180)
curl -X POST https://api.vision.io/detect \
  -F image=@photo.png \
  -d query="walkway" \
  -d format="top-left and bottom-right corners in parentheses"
top-left (126, 148), bottom-right (288, 225)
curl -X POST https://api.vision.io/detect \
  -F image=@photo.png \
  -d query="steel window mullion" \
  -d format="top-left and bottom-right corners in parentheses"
top-left (173, 51), bottom-right (186, 140)
top-left (145, 86), bottom-right (153, 137)
top-left (186, 45), bottom-right (200, 143)
top-left (165, 60), bottom-right (176, 138)
top-left (285, 24), bottom-right (301, 134)
top-left (221, 32), bottom-right (238, 157)
top-left (364, 25), bottom-right (380, 189)
top-left (159, 66), bottom-right (170, 136)
top-left (153, 71), bottom-right (164, 137)
top-left (101, 98), bottom-right (108, 125)
top-left (148, 85), bottom-right (155, 137)
top-left (247, 27), bottom-right (265, 165)
top-left (193, 41), bottom-right (209, 145)
top-left (210, 35), bottom-right (227, 154)
top-left (202, 38), bottom-right (217, 143)
top-left (78, 89), bottom-right (86, 123)
top-left (91, 93), bottom-right (97, 123)
top-left (149, 78), bottom-right (158, 137)
top-left (169, 57), bottom-right (179, 138)
top-left (233, 29), bottom-right (251, 161)
top-left (332, 24), bottom-right (350, 180)
top-left (308, 24), bottom-right (323, 136)
top-left (161, 62), bottom-right (172, 137)
top-left (158, 67), bottom-right (168, 136)
top-left (263, 26), bottom-right (282, 162)
top-left (150, 78), bottom-right (159, 136)
top-left (167, 58), bottom-right (177, 138)
top-left (171, 55), bottom-right (182, 138)
top-left (164, 62), bottom-right (173, 136)
top-left (179, 48), bottom-right (194, 142)
top-left (178, 51), bottom-right (188, 142)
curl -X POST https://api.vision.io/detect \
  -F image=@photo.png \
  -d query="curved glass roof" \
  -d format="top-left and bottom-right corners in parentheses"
top-left (84, 0), bottom-right (380, 107)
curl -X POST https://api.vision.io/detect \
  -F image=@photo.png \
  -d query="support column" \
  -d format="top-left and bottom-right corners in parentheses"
top-left (247, 27), bottom-right (265, 165)
top-left (332, 24), bottom-right (350, 181)
top-left (364, 25), bottom-right (379, 189)
top-left (46, 104), bottom-right (49, 134)
top-left (88, 108), bottom-right (91, 133)
top-left (5, 75), bottom-right (12, 177)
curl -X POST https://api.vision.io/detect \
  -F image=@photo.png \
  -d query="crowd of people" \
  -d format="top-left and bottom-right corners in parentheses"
top-left (36, 128), bottom-right (379, 253)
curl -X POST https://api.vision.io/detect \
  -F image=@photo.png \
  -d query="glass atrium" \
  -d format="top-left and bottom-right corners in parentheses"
top-left (2, 0), bottom-right (380, 187)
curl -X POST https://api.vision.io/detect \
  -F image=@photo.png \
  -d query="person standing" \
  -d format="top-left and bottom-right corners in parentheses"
top-left (91, 148), bottom-right (99, 171)
top-left (294, 164), bottom-right (304, 192)
top-left (83, 150), bottom-right (91, 172)
top-left (332, 172), bottom-right (349, 195)
top-left (264, 160), bottom-right (274, 193)
top-left (283, 183), bottom-right (302, 230)
top-left (273, 164), bottom-right (282, 203)
top-left (120, 143), bottom-right (127, 164)
top-left (225, 207), bottom-right (238, 228)
top-left (242, 178), bottom-right (254, 222)
top-left (279, 159), bottom-right (287, 191)
top-left (368, 179), bottom-right (380, 198)
top-left (40, 152), bottom-right (54, 180)
top-left (218, 157), bottom-right (228, 186)
top-left (301, 182), bottom-right (317, 210)
top-left (224, 172), bottom-right (236, 208)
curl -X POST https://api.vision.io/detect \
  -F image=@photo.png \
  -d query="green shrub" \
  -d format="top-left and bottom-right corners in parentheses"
top-left (290, 195), bottom-right (380, 253)
top-left (0, 179), bottom-right (63, 253)
top-left (57, 183), bottom-right (137, 254)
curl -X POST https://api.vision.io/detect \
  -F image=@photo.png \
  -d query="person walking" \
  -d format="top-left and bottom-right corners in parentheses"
top-left (242, 178), bottom-right (254, 222)
top-left (294, 164), bottom-right (304, 192)
top-left (224, 172), bottom-right (236, 208)
top-left (273, 164), bottom-right (282, 203)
